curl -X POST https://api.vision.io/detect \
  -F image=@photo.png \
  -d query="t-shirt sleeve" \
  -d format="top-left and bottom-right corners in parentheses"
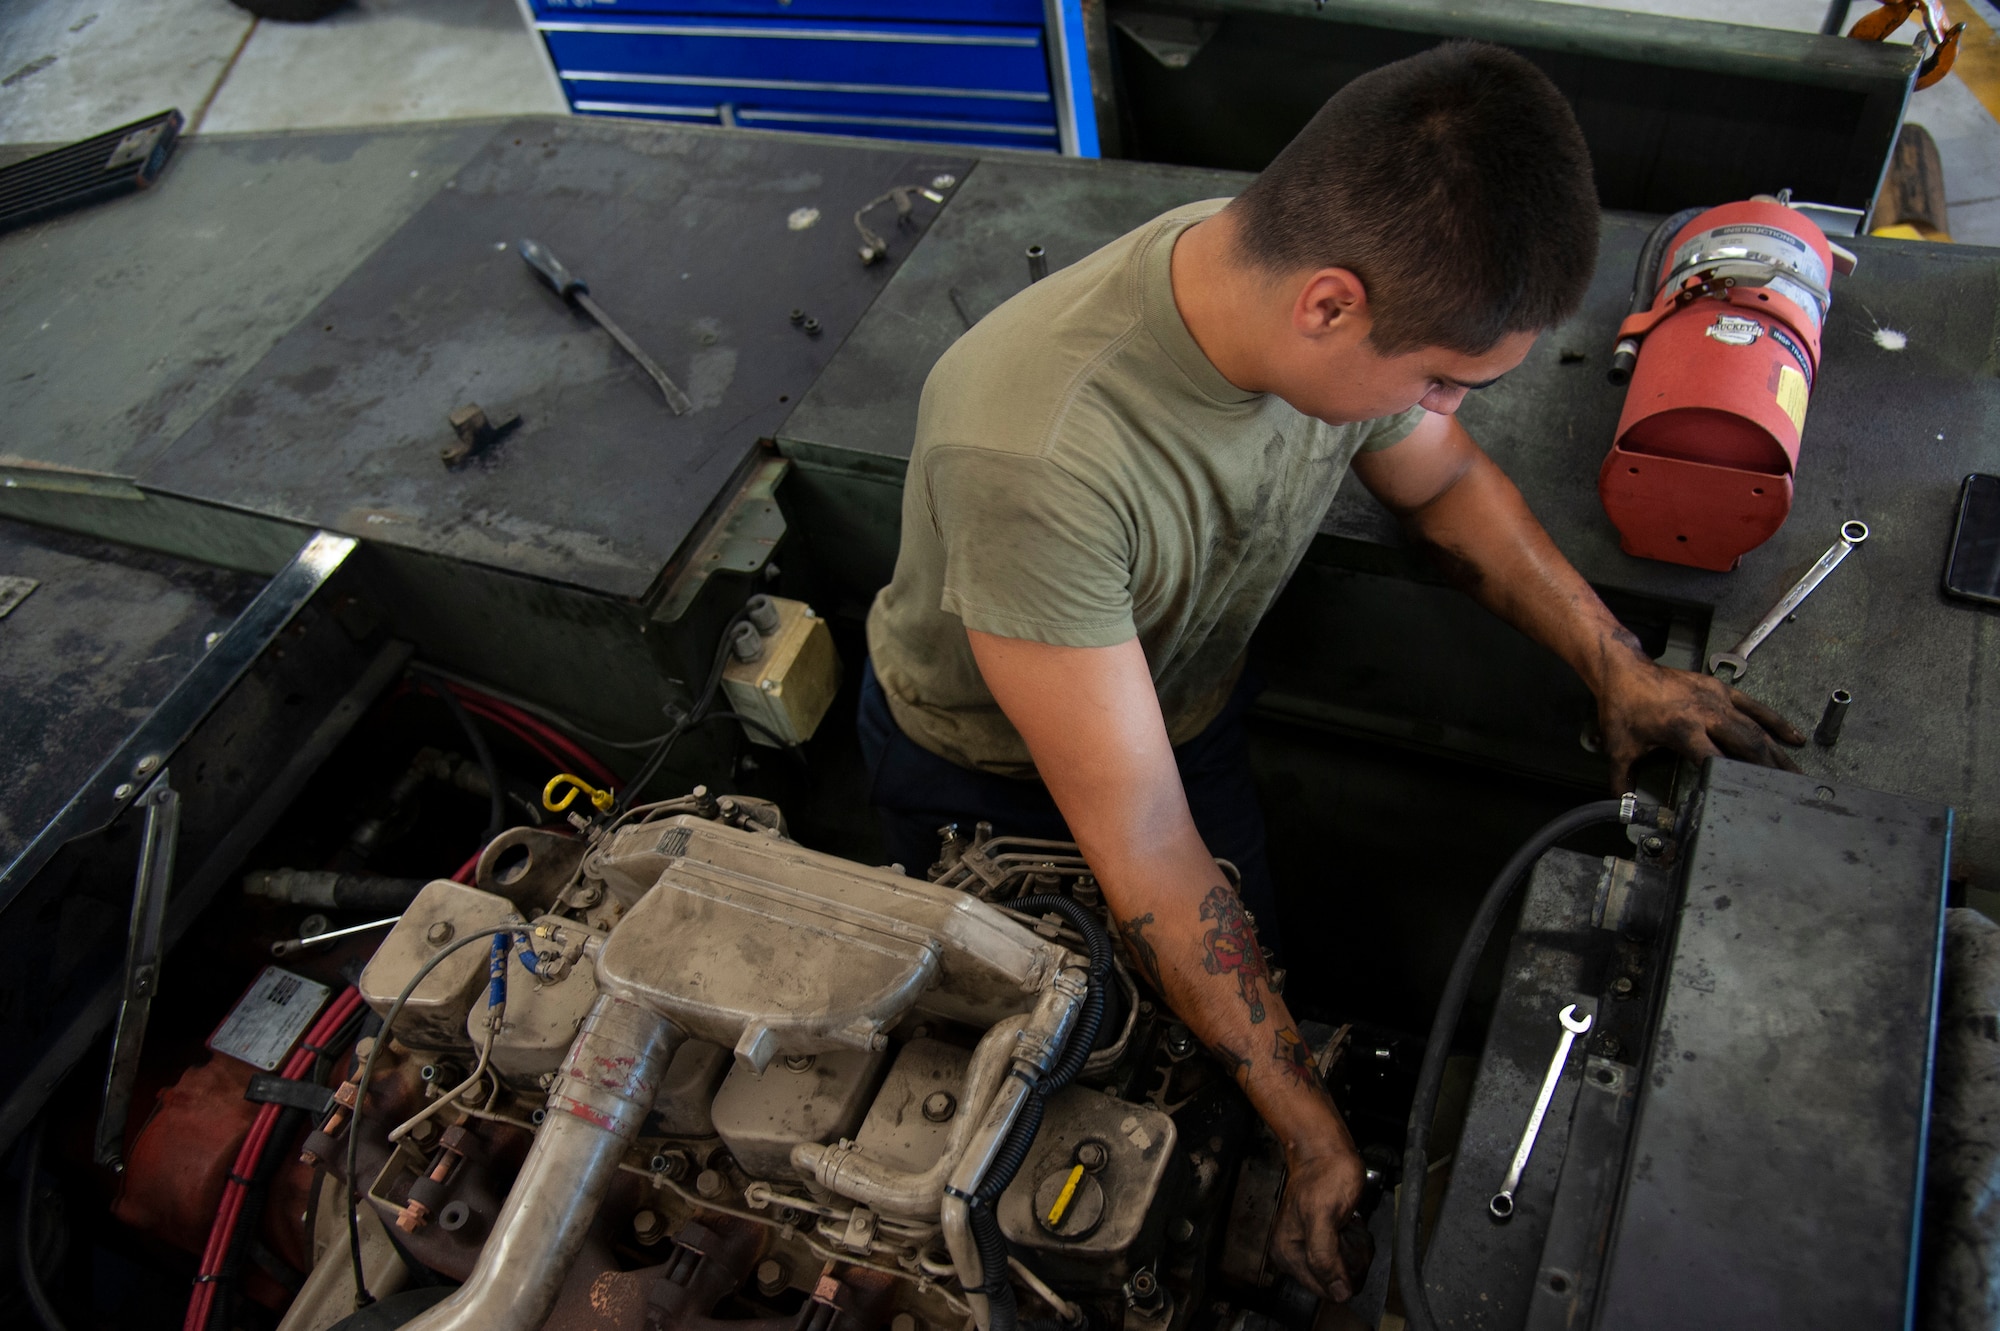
top-left (921, 445), bottom-right (1137, 648)
top-left (1358, 403), bottom-right (1430, 453)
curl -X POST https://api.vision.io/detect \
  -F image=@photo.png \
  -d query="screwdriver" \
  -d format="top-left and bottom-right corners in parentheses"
top-left (517, 237), bottom-right (693, 415)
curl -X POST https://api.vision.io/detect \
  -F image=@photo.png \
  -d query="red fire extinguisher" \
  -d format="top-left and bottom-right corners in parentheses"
top-left (1598, 195), bottom-right (1856, 572)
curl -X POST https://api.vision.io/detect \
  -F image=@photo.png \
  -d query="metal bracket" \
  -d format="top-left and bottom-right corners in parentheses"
top-left (650, 456), bottom-right (789, 623)
top-left (94, 769), bottom-right (180, 1169)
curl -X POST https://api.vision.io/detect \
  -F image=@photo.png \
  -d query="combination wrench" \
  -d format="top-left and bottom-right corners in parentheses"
top-left (1489, 1002), bottom-right (1593, 1221)
top-left (1707, 520), bottom-right (1869, 683)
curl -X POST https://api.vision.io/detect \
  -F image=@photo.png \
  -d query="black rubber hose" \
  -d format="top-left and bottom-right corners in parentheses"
top-left (1395, 799), bottom-right (1635, 1331)
top-left (969, 1196), bottom-right (1020, 1331)
top-left (17, 1116), bottom-right (70, 1331)
top-left (412, 671), bottom-right (505, 845)
top-left (1608, 206), bottom-right (1704, 386)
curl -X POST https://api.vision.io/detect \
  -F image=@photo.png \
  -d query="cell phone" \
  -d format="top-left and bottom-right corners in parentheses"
top-left (1943, 473), bottom-right (2000, 607)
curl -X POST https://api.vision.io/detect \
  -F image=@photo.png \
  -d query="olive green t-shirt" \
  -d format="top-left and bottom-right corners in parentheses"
top-left (865, 199), bottom-right (1427, 778)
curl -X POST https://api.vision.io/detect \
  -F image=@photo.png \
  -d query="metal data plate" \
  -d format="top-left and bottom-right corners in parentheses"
top-left (141, 118), bottom-right (971, 599)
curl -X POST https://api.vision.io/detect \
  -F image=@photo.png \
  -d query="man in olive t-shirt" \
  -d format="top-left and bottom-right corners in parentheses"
top-left (863, 44), bottom-right (1805, 1302)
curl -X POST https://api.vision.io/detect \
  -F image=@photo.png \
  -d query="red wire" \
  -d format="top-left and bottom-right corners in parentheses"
top-left (449, 685), bottom-right (619, 790)
top-left (450, 849), bottom-right (481, 884)
top-left (455, 697), bottom-right (571, 775)
top-left (185, 986), bottom-right (365, 1331)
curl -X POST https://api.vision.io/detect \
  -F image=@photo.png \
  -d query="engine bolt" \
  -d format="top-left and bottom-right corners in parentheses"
top-left (1612, 976), bottom-right (1635, 997)
top-left (756, 1258), bottom-right (788, 1296)
top-left (1641, 835), bottom-right (1665, 856)
top-left (922, 1091), bottom-right (956, 1123)
top-left (783, 1054), bottom-right (816, 1073)
top-left (570, 882), bottom-right (603, 908)
top-left (1075, 1141), bottom-right (1108, 1171)
top-left (695, 1169), bottom-right (725, 1199)
top-left (633, 1209), bottom-right (666, 1245)
top-left (426, 921), bottom-right (454, 945)
top-left (1598, 1034), bottom-right (1624, 1057)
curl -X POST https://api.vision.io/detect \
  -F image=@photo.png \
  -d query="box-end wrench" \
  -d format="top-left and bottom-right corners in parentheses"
top-left (1707, 520), bottom-right (1869, 684)
top-left (1489, 1002), bottom-right (1593, 1221)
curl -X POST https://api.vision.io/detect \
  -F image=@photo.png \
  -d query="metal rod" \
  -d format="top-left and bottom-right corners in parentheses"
top-left (271, 915), bottom-right (403, 958)
top-left (95, 771), bottom-right (180, 1169)
top-left (1026, 244), bottom-right (1048, 283)
top-left (1815, 688), bottom-right (1852, 747)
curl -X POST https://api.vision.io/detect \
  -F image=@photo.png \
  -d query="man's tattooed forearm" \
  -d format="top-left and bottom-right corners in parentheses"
top-left (1272, 1026), bottom-right (1315, 1086)
top-left (1120, 912), bottom-right (1164, 990)
top-left (1211, 1040), bottom-right (1253, 1087)
top-left (1198, 883), bottom-right (1271, 1023)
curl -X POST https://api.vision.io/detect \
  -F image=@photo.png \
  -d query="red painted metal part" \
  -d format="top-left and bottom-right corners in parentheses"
top-left (1600, 200), bottom-right (1834, 572)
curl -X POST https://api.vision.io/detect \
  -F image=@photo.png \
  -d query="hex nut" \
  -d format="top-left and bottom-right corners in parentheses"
top-left (426, 921), bottom-right (455, 946)
top-left (633, 1209), bottom-right (665, 1244)
top-left (756, 1259), bottom-right (788, 1296)
top-left (1075, 1141), bottom-right (1109, 1172)
top-left (922, 1091), bottom-right (957, 1123)
top-left (695, 1169), bottom-right (725, 1199)
top-left (783, 1054), bottom-right (816, 1073)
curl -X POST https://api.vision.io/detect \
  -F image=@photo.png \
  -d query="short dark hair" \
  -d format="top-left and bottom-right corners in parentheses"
top-left (1229, 41), bottom-right (1598, 356)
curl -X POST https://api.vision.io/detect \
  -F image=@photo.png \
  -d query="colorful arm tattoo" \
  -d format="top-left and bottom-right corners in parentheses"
top-left (1198, 884), bottom-right (1271, 1023)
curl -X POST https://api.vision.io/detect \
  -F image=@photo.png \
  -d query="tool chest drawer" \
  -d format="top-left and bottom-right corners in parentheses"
top-left (528, 5), bottom-right (1061, 151)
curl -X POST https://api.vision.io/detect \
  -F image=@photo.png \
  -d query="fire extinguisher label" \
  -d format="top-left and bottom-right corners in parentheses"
top-left (1707, 314), bottom-right (1765, 346)
top-left (1768, 323), bottom-right (1814, 387)
top-left (1776, 365), bottom-right (1809, 432)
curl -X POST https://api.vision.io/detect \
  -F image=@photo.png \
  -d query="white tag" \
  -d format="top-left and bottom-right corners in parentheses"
top-left (208, 967), bottom-right (331, 1071)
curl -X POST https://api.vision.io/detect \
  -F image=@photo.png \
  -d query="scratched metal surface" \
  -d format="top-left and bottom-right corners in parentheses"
top-left (1328, 214), bottom-right (2000, 880)
top-left (140, 117), bottom-right (971, 598)
top-left (0, 518), bottom-right (263, 872)
top-left (780, 192), bottom-right (2000, 878)
top-left (1591, 761), bottom-right (1949, 1330)
top-left (775, 151), bottom-right (1252, 464)
top-left (0, 121), bottom-right (500, 480)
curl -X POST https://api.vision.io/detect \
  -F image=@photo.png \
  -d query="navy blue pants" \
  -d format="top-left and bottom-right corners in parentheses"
top-left (856, 659), bottom-right (1283, 957)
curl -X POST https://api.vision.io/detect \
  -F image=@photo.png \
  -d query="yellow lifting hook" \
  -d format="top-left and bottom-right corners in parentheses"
top-left (543, 772), bottom-right (614, 814)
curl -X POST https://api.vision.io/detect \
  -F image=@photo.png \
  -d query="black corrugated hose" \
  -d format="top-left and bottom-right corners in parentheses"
top-left (969, 894), bottom-right (1116, 1331)
top-left (1395, 798), bottom-right (1643, 1331)
top-left (1607, 206), bottom-right (1704, 386)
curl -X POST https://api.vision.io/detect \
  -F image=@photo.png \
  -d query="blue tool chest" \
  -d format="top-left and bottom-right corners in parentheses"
top-left (525, 1), bottom-right (1066, 152)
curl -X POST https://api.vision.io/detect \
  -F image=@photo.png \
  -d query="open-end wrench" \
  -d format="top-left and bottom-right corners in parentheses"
top-left (1707, 520), bottom-right (1869, 683)
top-left (1490, 1003), bottom-right (1593, 1221)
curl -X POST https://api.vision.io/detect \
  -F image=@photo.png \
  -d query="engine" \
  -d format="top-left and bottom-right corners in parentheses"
top-left (275, 793), bottom-right (1313, 1331)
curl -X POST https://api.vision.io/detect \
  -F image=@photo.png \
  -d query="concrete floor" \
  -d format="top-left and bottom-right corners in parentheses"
top-left (0, 0), bottom-right (1998, 237)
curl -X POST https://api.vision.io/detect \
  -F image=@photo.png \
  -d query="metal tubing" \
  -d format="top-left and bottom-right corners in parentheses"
top-left (795, 1015), bottom-right (1028, 1219)
top-left (1025, 245), bottom-right (1048, 283)
top-left (1815, 688), bottom-right (1853, 747)
top-left (940, 964), bottom-right (1087, 1331)
top-left (398, 995), bottom-right (679, 1331)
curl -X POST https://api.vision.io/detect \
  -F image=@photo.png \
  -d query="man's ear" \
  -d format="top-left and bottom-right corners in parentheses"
top-left (1292, 267), bottom-right (1370, 339)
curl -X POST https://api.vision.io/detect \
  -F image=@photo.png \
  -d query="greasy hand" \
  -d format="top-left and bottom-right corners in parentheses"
top-left (1269, 1147), bottom-right (1368, 1301)
top-left (1596, 646), bottom-right (1805, 790)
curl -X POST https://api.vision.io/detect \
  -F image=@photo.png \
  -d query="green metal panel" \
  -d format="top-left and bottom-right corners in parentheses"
top-left (1105, 0), bottom-right (1917, 213)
